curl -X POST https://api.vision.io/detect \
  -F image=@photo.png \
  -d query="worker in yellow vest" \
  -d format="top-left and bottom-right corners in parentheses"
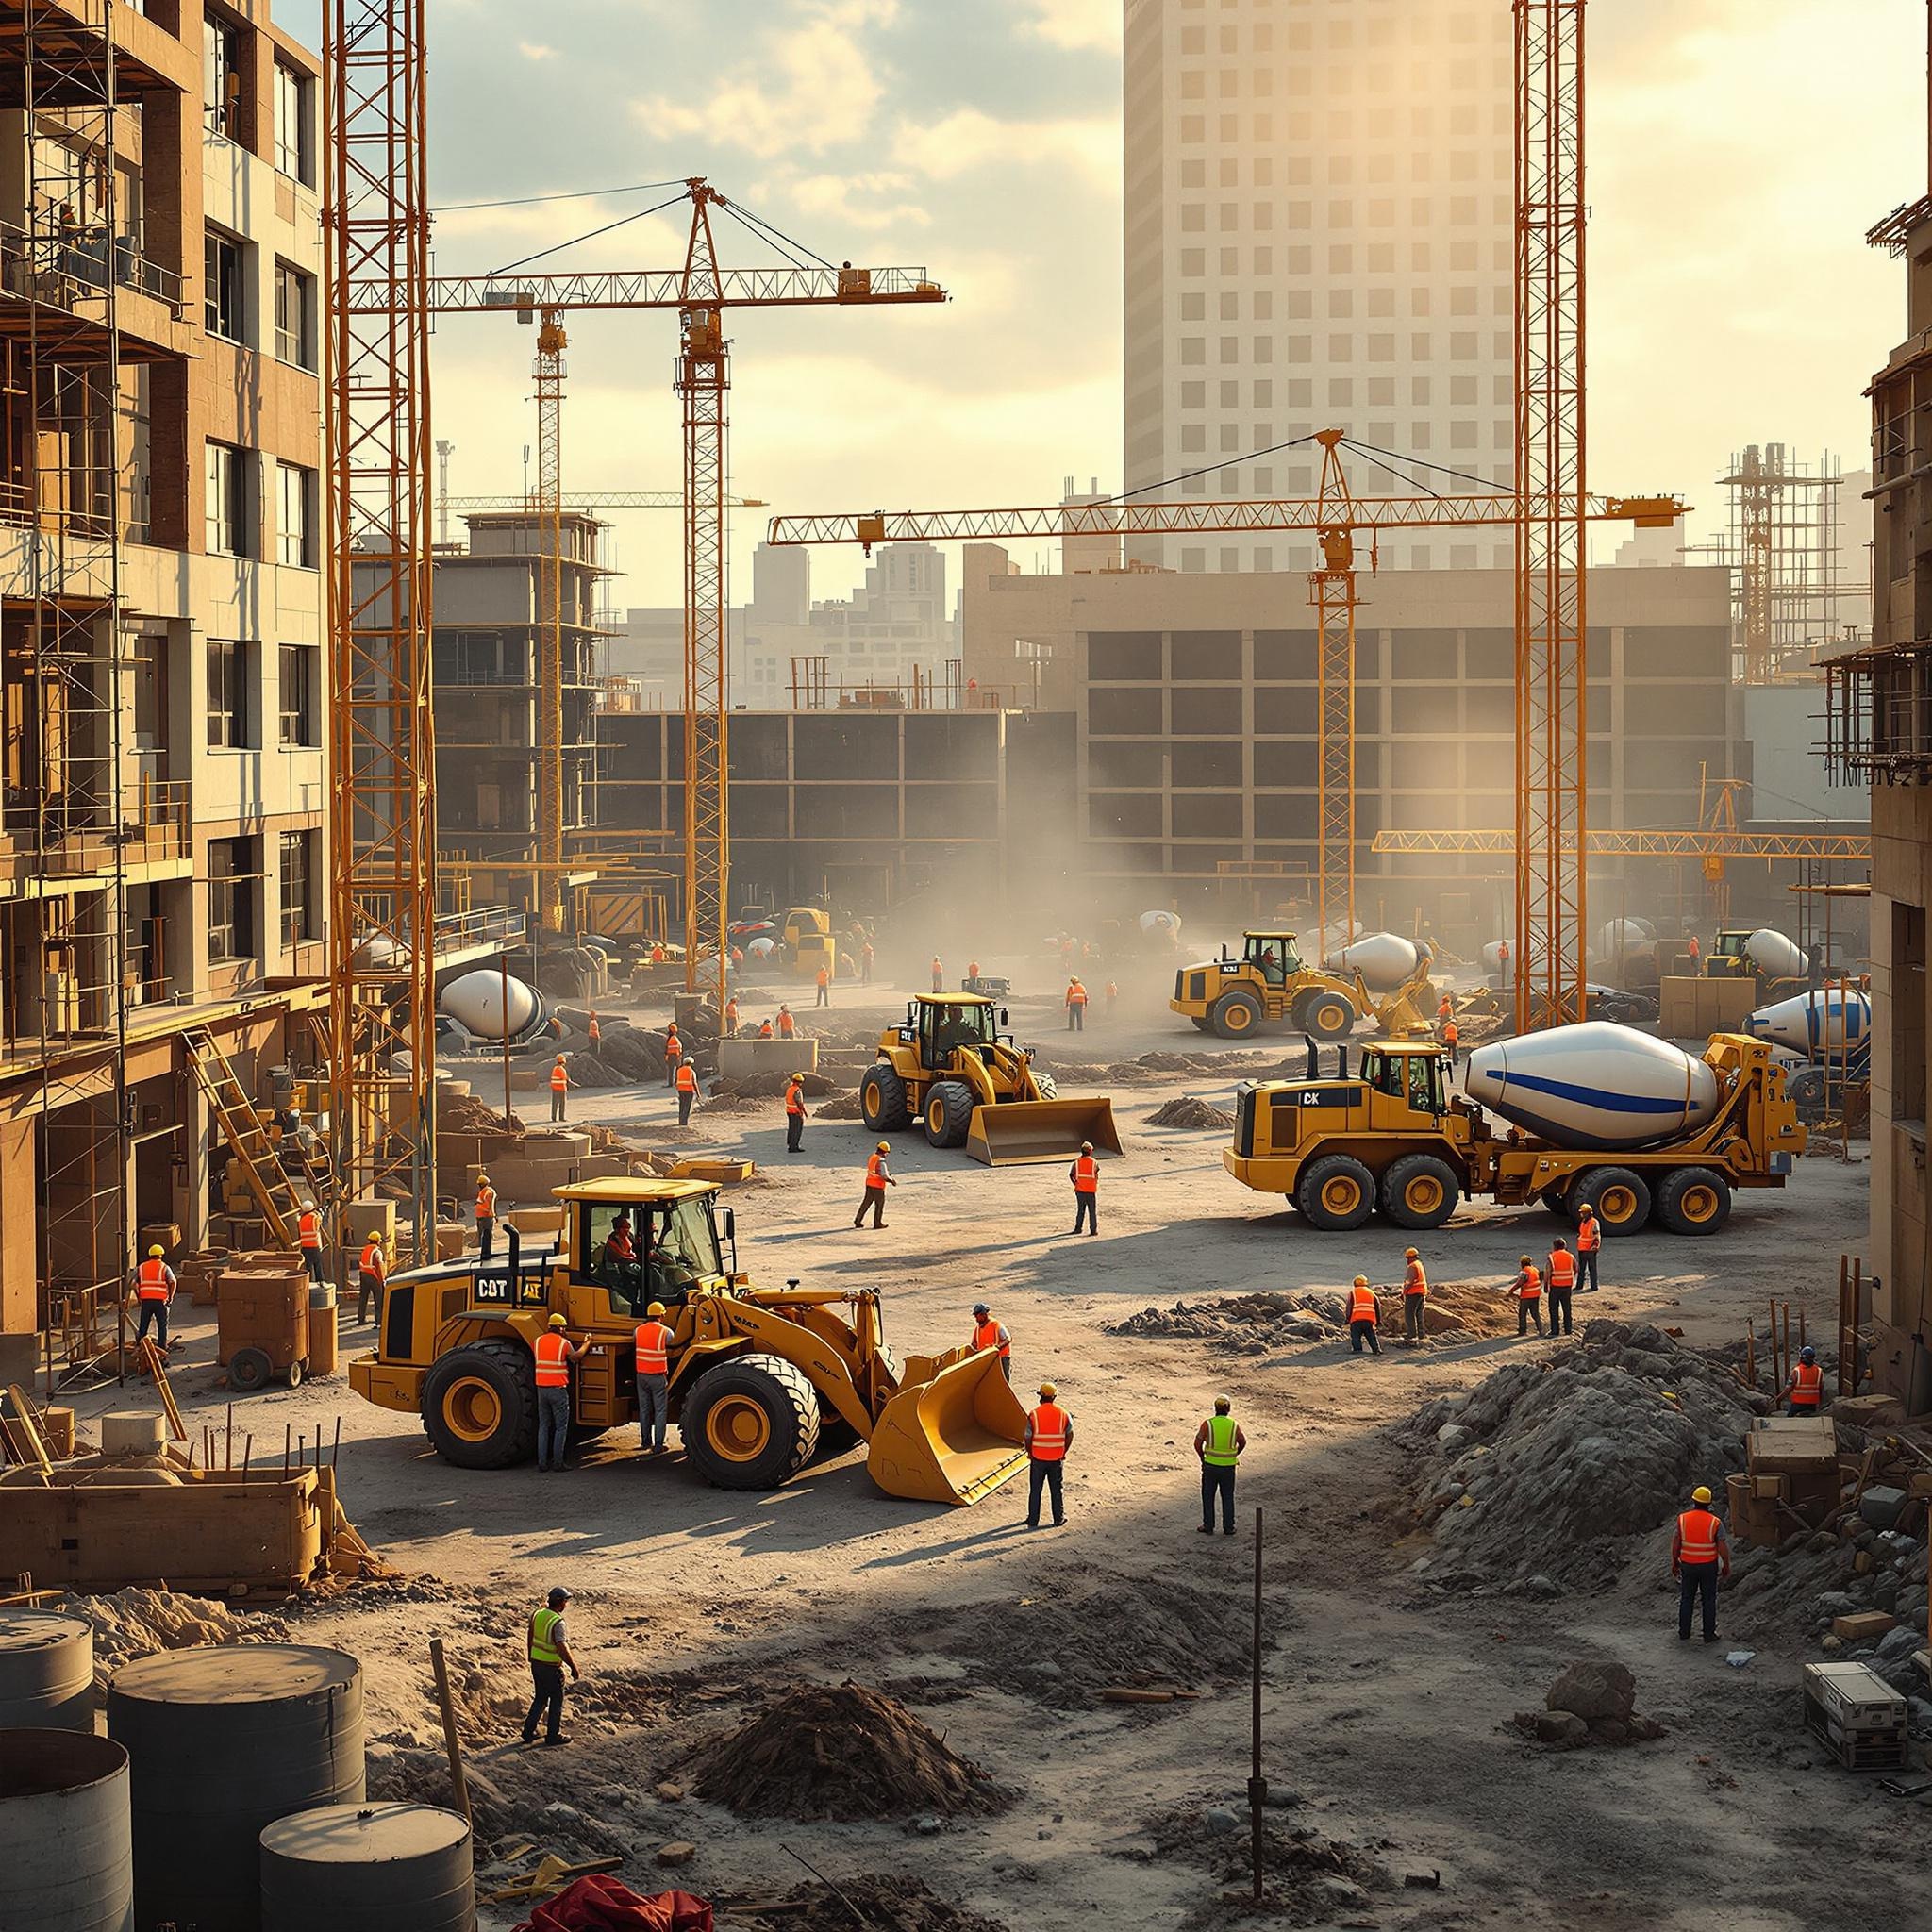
top-left (1346, 1275), bottom-right (1382, 1357)
top-left (131, 1245), bottom-right (176, 1350)
top-left (356, 1234), bottom-right (387, 1324)
top-left (1401, 1247), bottom-right (1428, 1345)
top-left (534, 1313), bottom-right (578, 1472)
top-left (296, 1205), bottom-right (325, 1285)
top-left (854, 1142), bottom-right (894, 1229)
top-left (1511, 1255), bottom-right (1544, 1337)
top-left (1575, 1205), bottom-right (1601, 1293)
top-left (971, 1301), bottom-right (1012, 1382)
top-left (1024, 1381), bottom-right (1071, 1528)
top-left (549, 1056), bottom-right (570, 1124)
top-left (634, 1300), bottom-right (675, 1456)
top-left (1068, 1141), bottom-right (1100, 1236)
top-left (784, 1074), bottom-right (808, 1153)
top-left (1545, 1238), bottom-right (1577, 1338)
top-left (475, 1174), bottom-right (497, 1261)
top-left (814, 963), bottom-right (830, 1008)
top-left (675, 1058), bottom-right (698, 1127)
top-left (1671, 1484), bottom-right (1730, 1643)
top-left (522, 1585), bottom-right (579, 1747)
top-left (1195, 1394), bottom-right (1245, 1536)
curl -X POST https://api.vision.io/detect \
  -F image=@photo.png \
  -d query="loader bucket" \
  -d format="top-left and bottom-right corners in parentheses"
top-left (965, 1095), bottom-right (1124, 1167)
top-left (866, 1343), bottom-right (1030, 1505)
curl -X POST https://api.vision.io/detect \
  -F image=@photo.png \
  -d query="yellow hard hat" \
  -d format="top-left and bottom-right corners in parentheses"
top-left (1404, 1247), bottom-right (1419, 1260)
top-left (1353, 1274), bottom-right (1369, 1287)
top-left (876, 1141), bottom-right (890, 1152)
top-left (148, 1244), bottom-right (165, 1257)
top-left (547, 1313), bottom-right (568, 1328)
top-left (1520, 1256), bottom-right (1535, 1267)
top-left (791, 1072), bottom-right (804, 1082)
top-left (476, 1173), bottom-right (490, 1183)
top-left (646, 1301), bottom-right (666, 1318)
top-left (1691, 1485), bottom-right (1713, 1505)
top-left (1038, 1381), bottom-right (1057, 1398)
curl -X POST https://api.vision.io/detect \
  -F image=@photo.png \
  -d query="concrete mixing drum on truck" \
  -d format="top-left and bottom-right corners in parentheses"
top-left (1223, 1023), bottom-right (1807, 1237)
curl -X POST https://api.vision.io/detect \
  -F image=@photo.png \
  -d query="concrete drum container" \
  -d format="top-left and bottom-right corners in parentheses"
top-left (1463, 1022), bottom-right (1722, 1151)
top-left (259, 1801), bottom-right (473, 1932)
top-left (1750, 989), bottom-right (1872, 1057)
top-left (438, 967), bottom-right (541, 1041)
top-left (1336, 932), bottom-right (1421, 991)
top-left (108, 1644), bottom-right (365, 1932)
top-left (1745, 928), bottom-right (1807, 980)
top-left (0, 1607), bottom-right (95, 1732)
top-left (0, 1727), bottom-right (134, 1932)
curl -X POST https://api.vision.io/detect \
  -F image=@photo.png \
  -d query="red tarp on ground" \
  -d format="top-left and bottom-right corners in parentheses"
top-left (514, 1876), bottom-right (712, 1932)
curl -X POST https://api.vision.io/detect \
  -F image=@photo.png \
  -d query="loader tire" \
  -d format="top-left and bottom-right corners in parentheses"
top-left (228, 1346), bottom-right (272, 1393)
top-left (1381, 1154), bottom-right (1458, 1231)
top-left (1033, 1072), bottom-right (1059, 1099)
top-left (1568, 1166), bottom-right (1652, 1236)
top-left (1296, 1153), bottom-right (1376, 1232)
top-left (1301, 989), bottom-right (1357, 1042)
top-left (1191, 1017), bottom-right (1213, 1033)
top-left (861, 1061), bottom-right (911, 1131)
top-left (1211, 988), bottom-right (1264, 1039)
top-left (422, 1339), bottom-right (538, 1469)
top-left (1653, 1167), bottom-right (1731, 1237)
top-left (924, 1079), bottom-right (975, 1148)
top-left (683, 1354), bottom-right (821, 1491)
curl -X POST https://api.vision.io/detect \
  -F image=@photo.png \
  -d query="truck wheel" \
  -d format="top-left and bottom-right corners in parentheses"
top-left (1569, 1166), bottom-right (1652, 1236)
top-left (683, 1355), bottom-right (820, 1490)
top-left (1297, 1153), bottom-right (1376, 1232)
top-left (861, 1061), bottom-right (911, 1130)
top-left (1303, 990), bottom-right (1357, 1042)
top-left (1212, 989), bottom-right (1264, 1039)
top-left (422, 1339), bottom-right (538, 1469)
top-left (1191, 1017), bottom-right (1212, 1033)
top-left (228, 1346), bottom-right (272, 1393)
top-left (1541, 1187), bottom-right (1572, 1220)
top-left (285, 1357), bottom-right (306, 1390)
top-left (924, 1079), bottom-right (974, 1148)
top-left (1381, 1154), bottom-right (1458, 1231)
top-left (1033, 1072), bottom-right (1059, 1099)
top-left (1786, 1067), bottom-right (1825, 1124)
top-left (1654, 1167), bottom-right (1731, 1237)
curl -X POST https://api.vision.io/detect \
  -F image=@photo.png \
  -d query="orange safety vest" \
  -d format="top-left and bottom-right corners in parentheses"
top-left (534, 1331), bottom-right (572, 1389)
top-left (1575, 1216), bottom-right (1599, 1253)
top-left (1442, 1021), bottom-right (1458, 1046)
top-left (359, 1241), bottom-right (385, 1281)
top-left (1790, 1361), bottom-right (1824, 1407)
top-left (1072, 1154), bottom-right (1099, 1193)
top-left (969, 962), bottom-right (979, 978)
top-left (785, 1082), bottom-right (807, 1116)
top-left (1028, 1402), bottom-right (1068, 1461)
top-left (1404, 1260), bottom-right (1427, 1297)
top-left (815, 967), bottom-right (828, 988)
top-left (475, 1186), bottom-right (496, 1221)
top-left (1349, 1284), bottom-right (1379, 1324)
top-left (724, 1002), bottom-right (739, 1027)
top-left (136, 1257), bottom-right (172, 1301)
top-left (1546, 1250), bottom-right (1577, 1289)
top-left (675, 1062), bottom-right (698, 1094)
top-left (974, 1317), bottom-right (1010, 1360)
top-left (297, 1210), bottom-right (321, 1249)
top-left (1438, 999), bottom-right (1452, 1020)
top-left (758, 1022), bottom-right (773, 1038)
top-left (779, 1011), bottom-right (795, 1035)
top-left (1518, 1266), bottom-right (1542, 1300)
top-left (1066, 983), bottom-right (1088, 1006)
top-left (866, 1153), bottom-right (888, 1186)
top-left (1677, 1507), bottom-right (1721, 1566)
top-left (550, 1062), bottom-right (569, 1091)
top-left (634, 1320), bottom-right (673, 1376)
top-left (665, 1032), bottom-right (682, 1060)
top-left (589, 1018), bottom-right (601, 1044)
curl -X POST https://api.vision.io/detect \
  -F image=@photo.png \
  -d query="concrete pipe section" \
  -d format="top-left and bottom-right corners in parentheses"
top-left (0, 1728), bottom-right (135, 1932)
top-left (259, 1801), bottom-right (474, 1932)
top-left (0, 1607), bottom-right (95, 1732)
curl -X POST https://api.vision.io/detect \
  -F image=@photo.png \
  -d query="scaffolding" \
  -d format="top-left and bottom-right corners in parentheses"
top-left (1717, 444), bottom-right (1844, 684)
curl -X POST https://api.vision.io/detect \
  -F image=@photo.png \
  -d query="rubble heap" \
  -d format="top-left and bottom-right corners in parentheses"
top-left (1510, 1659), bottom-right (1667, 1749)
top-left (1108, 1293), bottom-right (1338, 1352)
top-left (731, 1876), bottom-right (1010, 1932)
top-left (1146, 1096), bottom-right (1235, 1130)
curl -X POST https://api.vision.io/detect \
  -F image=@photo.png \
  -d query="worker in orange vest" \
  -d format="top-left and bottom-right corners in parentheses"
top-left (1781, 1344), bottom-right (1825, 1413)
top-left (757, 1018), bottom-right (773, 1040)
top-left (131, 1245), bottom-right (176, 1350)
top-left (1065, 976), bottom-right (1089, 1032)
top-left (1671, 1483), bottom-right (1730, 1642)
top-left (534, 1313), bottom-right (579, 1472)
top-left (1510, 1255), bottom-right (1543, 1337)
top-left (1441, 1015), bottom-right (1459, 1069)
top-left (971, 1300), bottom-right (1012, 1382)
top-left (1068, 1141), bottom-right (1100, 1236)
top-left (930, 955), bottom-right (943, 993)
top-left (662, 1024), bottom-right (683, 1088)
top-left (1496, 938), bottom-right (1511, 983)
top-left (1346, 1275), bottom-right (1381, 1357)
top-left (1574, 1205), bottom-right (1601, 1293)
top-left (475, 1173), bottom-right (498, 1261)
top-left (587, 1010), bottom-right (602, 1051)
top-left (1401, 1246), bottom-right (1428, 1345)
top-left (854, 1141), bottom-right (894, 1229)
top-left (634, 1299), bottom-right (675, 1456)
top-left (675, 1058), bottom-right (698, 1126)
top-left (784, 1073), bottom-right (808, 1153)
top-left (777, 1003), bottom-right (795, 1038)
top-left (357, 1233), bottom-right (387, 1324)
top-left (968, 958), bottom-right (980, 983)
top-left (296, 1205), bottom-right (325, 1284)
top-left (860, 940), bottom-right (874, 984)
top-left (1024, 1380), bottom-right (1071, 1528)
top-left (814, 963), bottom-right (830, 1008)
top-left (1437, 993), bottom-right (1453, 1024)
top-left (550, 1055), bottom-right (570, 1123)
top-left (724, 994), bottom-right (740, 1033)
top-left (1105, 978), bottom-right (1119, 1016)
top-left (1545, 1238), bottom-right (1577, 1338)
top-left (650, 941), bottom-right (666, 962)
top-left (1687, 933), bottom-right (1703, 964)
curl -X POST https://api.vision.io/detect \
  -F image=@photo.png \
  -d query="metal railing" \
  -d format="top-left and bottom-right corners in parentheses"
top-left (0, 217), bottom-right (183, 313)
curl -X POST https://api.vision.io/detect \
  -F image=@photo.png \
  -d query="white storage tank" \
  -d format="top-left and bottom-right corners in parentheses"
top-left (1598, 918), bottom-right (1654, 953)
top-left (0, 1608), bottom-right (94, 1732)
top-left (1337, 932), bottom-right (1422, 991)
top-left (1464, 1022), bottom-right (1722, 1151)
top-left (437, 969), bottom-right (541, 1041)
top-left (1750, 989), bottom-right (1872, 1057)
top-left (1139, 909), bottom-right (1181, 939)
top-left (0, 1729), bottom-right (134, 1932)
top-left (1745, 929), bottom-right (1808, 980)
top-left (259, 1803), bottom-right (473, 1932)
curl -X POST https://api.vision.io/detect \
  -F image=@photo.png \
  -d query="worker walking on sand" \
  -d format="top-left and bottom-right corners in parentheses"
top-left (1441, 1015), bottom-right (1459, 1069)
top-left (296, 1205), bottom-right (325, 1285)
top-left (534, 1313), bottom-right (579, 1472)
top-left (1401, 1247), bottom-right (1428, 1344)
top-left (1066, 975), bottom-right (1089, 1031)
top-left (1510, 1255), bottom-right (1544, 1337)
top-left (634, 1301), bottom-right (675, 1456)
top-left (1781, 1344), bottom-right (1825, 1413)
top-left (663, 1024), bottom-right (683, 1087)
top-left (931, 954), bottom-right (944, 993)
top-left (1672, 1484), bottom-right (1731, 1643)
top-left (972, 1301), bottom-right (1012, 1382)
top-left (784, 1073), bottom-right (808, 1152)
top-left (131, 1245), bottom-right (176, 1350)
top-left (675, 1058), bottom-right (698, 1125)
top-left (550, 1055), bottom-right (570, 1123)
top-left (1347, 1275), bottom-right (1382, 1356)
top-left (814, 963), bottom-right (830, 1008)
top-left (1545, 1239), bottom-right (1577, 1337)
top-left (854, 1141), bottom-right (895, 1228)
top-left (475, 1174), bottom-right (497, 1261)
top-left (1024, 1381), bottom-right (1071, 1528)
top-left (1195, 1395), bottom-right (1245, 1536)
top-left (522, 1586), bottom-right (580, 1747)
top-left (356, 1234), bottom-right (387, 1325)
top-left (1104, 977), bottom-right (1119, 1017)
top-left (1069, 1141), bottom-right (1100, 1235)
top-left (1575, 1205), bottom-right (1601, 1293)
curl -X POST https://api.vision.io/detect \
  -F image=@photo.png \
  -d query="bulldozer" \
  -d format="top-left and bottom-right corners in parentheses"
top-left (860, 992), bottom-right (1122, 1165)
top-left (1170, 930), bottom-right (1437, 1041)
top-left (346, 1177), bottom-right (1026, 1504)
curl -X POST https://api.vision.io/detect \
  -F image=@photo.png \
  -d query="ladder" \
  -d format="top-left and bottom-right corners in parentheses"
top-left (179, 1027), bottom-right (325, 1248)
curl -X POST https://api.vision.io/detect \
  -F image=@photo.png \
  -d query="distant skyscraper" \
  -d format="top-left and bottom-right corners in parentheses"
top-left (1123, 0), bottom-right (1515, 574)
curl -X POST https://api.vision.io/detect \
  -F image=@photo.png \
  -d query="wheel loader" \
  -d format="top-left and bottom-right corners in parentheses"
top-left (859, 992), bottom-right (1122, 1165)
top-left (346, 1177), bottom-right (1026, 1504)
top-left (1170, 931), bottom-right (1437, 1041)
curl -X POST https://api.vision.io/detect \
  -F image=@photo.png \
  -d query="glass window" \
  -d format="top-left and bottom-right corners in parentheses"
top-left (206, 639), bottom-right (252, 748)
top-left (205, 441), bottom-right (249, 556)
top-left (274, 62), bottom-right (314, 184)
top-left (208, 836), bottom-right (258, 959)
top-left (277, 462), bottom-right (314, 567)
top-left (278, 829), bottom-right (315, 945)
top-left (274, 261), bottom-right (314, 368)
top-left (204, 229), bottom-right (243, 341)
top-left (205, 11), bottom-right (242, 139)
top-left (278, 642), bottom-right (318, 746)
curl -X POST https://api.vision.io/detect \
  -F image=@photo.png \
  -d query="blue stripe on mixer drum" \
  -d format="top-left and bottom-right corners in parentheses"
top-left (1496, 1070), bottom-right (1686, 1115)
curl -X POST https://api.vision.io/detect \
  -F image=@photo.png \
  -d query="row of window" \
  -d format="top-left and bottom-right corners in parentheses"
top-left (208, 641), bottom-right (322, 751)
top-left (1174, 376), bottom-right (1507, 410)
top-left (1177, 287), bottom-right (1507, 325)
top-left (208, 829), bottom-right (318, 958)
top-left (1177, 145), bottom-right (1505, 190)
top-left (205, 231), bottom-right (317, 369)
top-left (1174, 331), bottom-right (1511, 371)
top-left (1174, 14), bottom-right (1500, 51)
top-left (1174, 112), bottom-right (1503, 146)
top-left (206, 8), bottom-right (316, 188)
top-left (205, 444), bottom-right (315, 566)
top-left (1175, 194), bottom-right (1509, 233)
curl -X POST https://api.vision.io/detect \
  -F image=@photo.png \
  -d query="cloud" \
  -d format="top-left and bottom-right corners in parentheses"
top-left (517, 40), bottom-right (558, 61)
top-left (1009, 0), bottom-right (1119, 53)
top-left (891, 107), bottom-right (1115, 192)
top-left (785, 171), bottom-right (932, 232)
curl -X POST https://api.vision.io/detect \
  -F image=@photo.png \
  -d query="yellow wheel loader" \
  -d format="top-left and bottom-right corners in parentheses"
top-left (859, 992), bottom-right (1122, 1165)
top-left (346, 1177), bottom-right (1025, 1505)
top-left (1170, 931), bottom-right (1437, 1041)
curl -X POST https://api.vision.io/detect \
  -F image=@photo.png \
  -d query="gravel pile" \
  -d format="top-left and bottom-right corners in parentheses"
top-left (1108, 1292), bottom-right (1340, 1351)
top-left (1146, 1096), bottom-right (1235, 1130)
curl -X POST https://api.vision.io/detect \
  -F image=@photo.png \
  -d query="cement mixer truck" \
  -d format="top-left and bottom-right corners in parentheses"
top-left (1224, 1023), bottom-right (1806, 1238)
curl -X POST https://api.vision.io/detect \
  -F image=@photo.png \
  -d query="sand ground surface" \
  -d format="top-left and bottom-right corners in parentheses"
top-left (66, 954), bottom-right (1922, 1931)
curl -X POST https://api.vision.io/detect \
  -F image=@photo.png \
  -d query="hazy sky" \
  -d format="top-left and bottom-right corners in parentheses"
top-left (291, 0), bottom-right (1928, 606)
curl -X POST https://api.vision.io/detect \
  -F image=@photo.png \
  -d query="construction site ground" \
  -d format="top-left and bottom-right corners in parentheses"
top-left (60, 963), bottom-right (1915, 1931)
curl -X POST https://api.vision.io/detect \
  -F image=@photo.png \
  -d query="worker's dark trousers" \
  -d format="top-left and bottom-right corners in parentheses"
top-left (1678, 1562), bottom-right (1720, 1640)
top-left (1578, 1248), bottom-right (1600, 1292)
top-left (1201, 1462), bottom-right (1236, 1532)
top-left (1026, 1457), bottom-right (1065, 1525)
top-left (1547, 1286), bottom-right (1574, 1336)
top-left (135, 1299), bottom-right (169, 1348)
top-left (861, 961), bottom-right (873, 982)
top-left (1073, 1191), bottom-right (1097, 1234)
top-left (1788, 1397), bottom-right (1823, 1418)
top-left (665, 1058), bottom-right (679, 1086)
top-left (537, 1388), bottom-right (571, 1472)
top-left (637, 1373), bottom-right (669, 1454)
top-left (677, 1091), bottom-right (693, 1126)
top-left (786, 1113), bottom-right (804, 1151)
top-left (815, 985), bottom-right (829, 1007)
top-left (1518, 1297), bottom-right (1544, 1336)
top-left (1349, 1318), bottom-right (1380, 1356)
top-left (855, 1185), bottom-right (886, 1228)
top-left (1067, 1006), bottom-right (1084, 1030)
top-left (1403, 1294), bottom-right (1426, 1342)
top-left (523, 1662), bottom-right (566, 1743)
top-left (477, 1217), bottom-right (494, 1261)
top-left (358, 1272), bottom-right (381, 1324)
top-left (302, 1247), bottom-right (325, 1284)
top-left (551, 1091), bottom-right (566, 1122)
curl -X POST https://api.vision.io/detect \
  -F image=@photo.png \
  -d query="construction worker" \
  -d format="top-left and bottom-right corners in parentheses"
top-left (1024, 1380), bottom-right (1070, 1528)
top-left (861, 940), bottom-right (874, 983)
top-left (1069, 1141), bottom-right (1100, 1235)
top-left (1195, 1394), bottom-right (1245, 1536)
top-left (1782, 1344), bottom-right (1825, 1413)
top-left (1347, 1275), bottom-right (1381, 1357)
top-left (1575, 1204), bottom-right (1601, 1292)
top-left (296, 1205), bottom-right (325, 1285)
top-left (931, 954), bottom-right (944, 993)
top-left (534, 1313), bottom-right (578, 1473)
top-left (549, 1055), bottom-right (570, 1123)
top-left (1436, 993), bottom-right (1453, 1024)
top-left (1687, 933), bottom-right (1702, 964)
top-left (1065, 976), bottom-right (1088, 1032)
top-left (651, 941), bottom-right (666, 963)
top-left (815, 962), bottom-right (831, 1008)
top-left (634, 1300), bottom-right (675, 1456)
top-left (131, 1245), bottom-right (175, 1350)
top-left (1671, 1484), bottom-right (1730, 1643)
top-left (854, 1141), bottom-right (894, 1228)
top-left (724, 994), bottom-right (740, 1034)
top-left (968, 958), bottom-right (980, 982)
top-left (475, 1173), bottom-right (498, 1261)
top-left (777, 1003), bottom-right (795, 1039)
top-left (1441, 1014), bottom-right (1459, 1070)
top-left (522, 1586), bottom-right (580, 1747)
top-left (662, 1024), bottom-right (683, 1088)
top-left (1401, 1247), bottom-right (1427, 1344)
top-left (972, 1301), bottom-right (1012, 1382)
top-left (757, 1017), bottom-right (774, 1040)
top-left (1496, 937), bottom-right (1511, 983)
top-left (1510, 1254), bottom-right (1544, 1337)
top-left (784, 1073), bottom-right (808, 1153)
top-left (675, 1057), bottom-right (699, 1126)
top-left (587, 1009), bottom-right (602, 1052)
top-left (1105, 978), bottom-right (1119, 1016)
top-left (357, 1233), bottom-right (387, 1324)
top-left (1545, 1238), bottom-right (1577, 1338)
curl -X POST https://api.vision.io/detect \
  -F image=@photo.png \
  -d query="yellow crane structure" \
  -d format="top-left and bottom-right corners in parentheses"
top-left (1372, 830), bottom-right (1872, 862)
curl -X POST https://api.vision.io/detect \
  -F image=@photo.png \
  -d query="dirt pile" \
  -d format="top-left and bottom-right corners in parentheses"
top-left (1146, 1096), bottom-right (1235, 1130)
top-left (1376, 1280), bottom-right (1526, 1341)
top-left (730, 1876), bottom-right (1010, 1932)
top-left (56, 1587), bottom-right (290, 1684)
top-left (1394, 1321), bottom-right (1765, 1592)
top-left (1141, 1801), bottom-right (1392, 1927)
top-left (813, 1091), bottom-right (866, 1120)
top-left (717, 1069), bottom-right (837, 1099)
top-left (677, 1681), bottom-right (1010, 1821)
top-left (1509, 1659), bottom-right (1667, 1748)
top-left (438, 1093), bottom-right (524, 1136)
top-left (1108, 1292), bottom-right (1338, 1351)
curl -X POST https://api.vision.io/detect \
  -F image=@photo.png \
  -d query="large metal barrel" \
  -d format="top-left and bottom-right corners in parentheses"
top-left (259, 1802), bottom-right (473, 1932)
top-left (0, 1728), bottom-right (134, 1932)
top-left (108, 1645), bottom-right (364, 1932)
top-left (0, 1607), bottom-right (95, 1731)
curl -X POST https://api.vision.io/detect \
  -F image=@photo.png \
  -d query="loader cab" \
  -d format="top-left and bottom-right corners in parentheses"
top-left (1360, 1042), bottom-right (1449, 1120)
top-left (1707, 931), bottom-right (1754, 978)
top-left (562, 1178), bottom-right (731, 1317)
top-left (1242, 931), bottom-right (1305, 987)
top-left (910, 993), bottom-right (999, 1071)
